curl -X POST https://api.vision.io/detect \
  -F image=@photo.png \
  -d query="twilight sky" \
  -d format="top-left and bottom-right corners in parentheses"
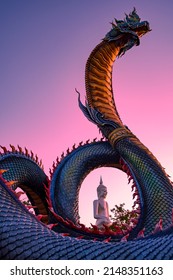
top-left (1, 0), bottom-right (173, 226)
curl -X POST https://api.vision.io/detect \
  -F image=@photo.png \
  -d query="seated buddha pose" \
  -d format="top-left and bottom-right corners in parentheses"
top-left (93, 177), bottom-right (112, 229)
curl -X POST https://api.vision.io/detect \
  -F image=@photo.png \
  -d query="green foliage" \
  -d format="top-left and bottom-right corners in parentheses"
top-left (109, 203), bottom-right (138, 231)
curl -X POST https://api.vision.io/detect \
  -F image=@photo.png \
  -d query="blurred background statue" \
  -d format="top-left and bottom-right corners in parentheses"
top-left (93, 176), bottom-right (112, 229)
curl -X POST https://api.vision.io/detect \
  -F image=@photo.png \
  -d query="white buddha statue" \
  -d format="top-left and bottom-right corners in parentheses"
top-left (93, 176), bottom-right (112, 229)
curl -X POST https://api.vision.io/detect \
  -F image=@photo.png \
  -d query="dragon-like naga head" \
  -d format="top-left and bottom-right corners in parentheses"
top-left (105, 7), bottom-right (151, 56)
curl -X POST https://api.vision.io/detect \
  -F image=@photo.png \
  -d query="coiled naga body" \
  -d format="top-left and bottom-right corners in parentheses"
top-left (1, 9), bottom-right (173, 259)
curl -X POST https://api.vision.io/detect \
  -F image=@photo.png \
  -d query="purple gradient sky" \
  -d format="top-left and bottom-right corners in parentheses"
top-left (1, 0), bottom-right (173, 226)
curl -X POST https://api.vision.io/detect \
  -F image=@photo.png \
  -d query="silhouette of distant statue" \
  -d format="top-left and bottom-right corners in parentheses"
top-left (93, 176), bottom-right (112, 229)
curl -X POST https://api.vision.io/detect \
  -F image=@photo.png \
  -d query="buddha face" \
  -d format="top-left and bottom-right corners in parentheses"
top-left (97, 185), bottom-right (107, 199)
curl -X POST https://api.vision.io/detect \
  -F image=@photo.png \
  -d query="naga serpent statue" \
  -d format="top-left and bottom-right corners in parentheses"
top-left (1, 8), bottom-right (173, 260)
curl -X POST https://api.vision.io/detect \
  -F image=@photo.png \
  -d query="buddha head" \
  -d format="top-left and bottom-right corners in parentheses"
top-left (97, 176), bottom-right (107, 199)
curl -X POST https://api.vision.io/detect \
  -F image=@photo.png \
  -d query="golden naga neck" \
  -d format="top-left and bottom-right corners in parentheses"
top-left (85, 40), bottom-right (123, 126)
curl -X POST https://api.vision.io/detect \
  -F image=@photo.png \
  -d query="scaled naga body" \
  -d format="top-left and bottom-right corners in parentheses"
top-left (1, 9), bottom-right (173, 259)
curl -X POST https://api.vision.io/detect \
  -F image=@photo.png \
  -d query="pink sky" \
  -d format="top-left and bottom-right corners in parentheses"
top-left (1, 0), bottom-right (173, 226)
